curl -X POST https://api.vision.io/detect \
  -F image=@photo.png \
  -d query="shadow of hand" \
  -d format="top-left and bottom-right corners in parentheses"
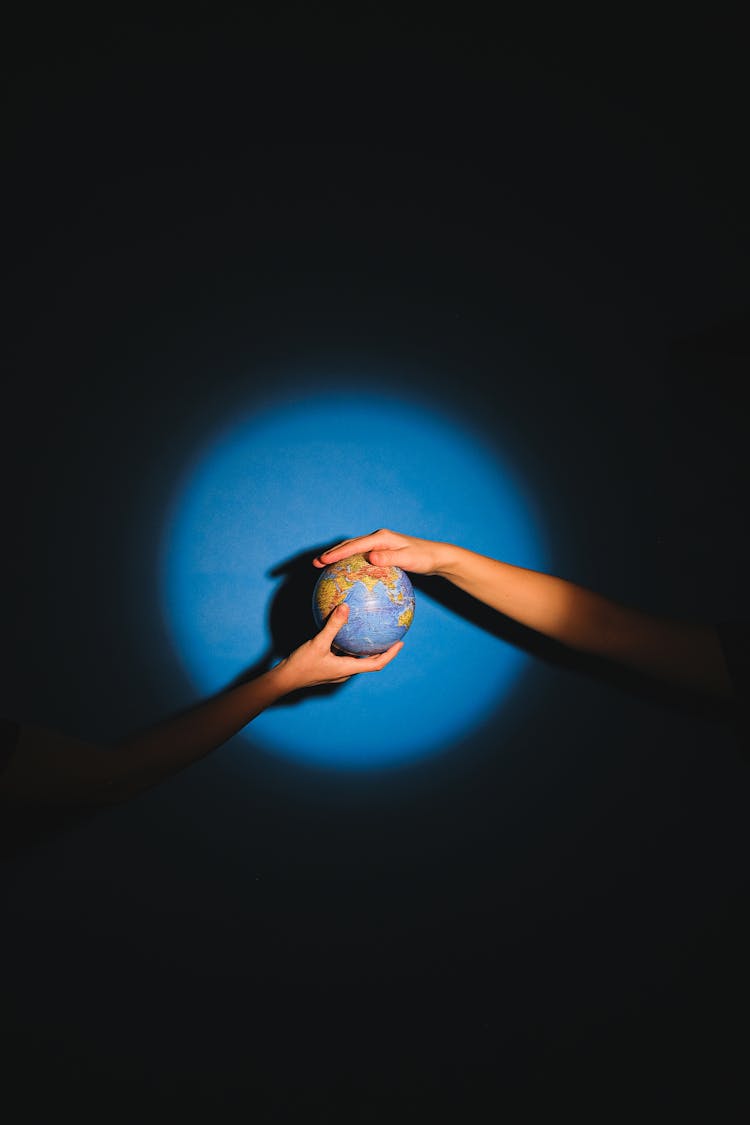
top-left (229, 539), bottom-right (352, 708)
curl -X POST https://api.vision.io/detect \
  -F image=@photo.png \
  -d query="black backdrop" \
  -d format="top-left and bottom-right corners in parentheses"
top-left (3, 13), bottom-right (749, 1121)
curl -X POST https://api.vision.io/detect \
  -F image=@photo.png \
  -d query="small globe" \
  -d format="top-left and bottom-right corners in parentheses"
top-left (312, 553), bottom-right (416, 656)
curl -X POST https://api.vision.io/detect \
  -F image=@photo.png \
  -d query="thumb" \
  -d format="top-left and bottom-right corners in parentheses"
top-left (368, 549), bottom-right (401, 566)
top-left (322, 602), bottom-right (350, 639)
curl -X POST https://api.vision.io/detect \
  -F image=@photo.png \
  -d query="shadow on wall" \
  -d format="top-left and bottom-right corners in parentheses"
top-left (227, 541), bottom-right (347, 706)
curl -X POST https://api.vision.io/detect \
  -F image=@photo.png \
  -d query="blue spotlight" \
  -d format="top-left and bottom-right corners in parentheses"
top-left (161, 381), bottom-right (547, 770)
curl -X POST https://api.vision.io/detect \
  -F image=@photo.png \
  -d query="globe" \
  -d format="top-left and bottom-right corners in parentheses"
top-left (312, 553), bottom-right (416, 656)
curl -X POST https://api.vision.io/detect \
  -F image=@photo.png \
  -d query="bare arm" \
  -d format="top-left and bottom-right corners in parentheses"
top-left (0, 605), bottom-right (402, 807)
top-left (315, 531), bottom-right (733, 700)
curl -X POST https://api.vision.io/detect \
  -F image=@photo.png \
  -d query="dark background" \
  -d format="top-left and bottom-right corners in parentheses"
top-left (2, 11), bottom-right (749, 1121)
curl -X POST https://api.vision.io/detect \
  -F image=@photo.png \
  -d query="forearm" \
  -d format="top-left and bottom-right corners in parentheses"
top-left (106, 663), bottom-right (295, 801)
top-left (1, 602), bottom-right (402, 809)
top-left (436, 546), bottom-right (616, 651)
top-left (435, 545), bottom-right (731, 697)
top-left (1, 664), bottom-right (294, 808)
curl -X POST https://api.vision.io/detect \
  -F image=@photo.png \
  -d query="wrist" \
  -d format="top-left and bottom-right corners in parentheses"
top-left (263, 659), bottom-right (299, 698)
top-left (432, 541), bottom-right (463, 579)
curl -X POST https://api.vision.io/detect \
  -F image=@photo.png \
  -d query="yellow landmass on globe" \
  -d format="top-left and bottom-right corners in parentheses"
top-left (322, 554), bottom-right (408, 608)
top-left (398, 606), bottom-right (414, 628)
top-left (315, 576), bottom-right (342, 617)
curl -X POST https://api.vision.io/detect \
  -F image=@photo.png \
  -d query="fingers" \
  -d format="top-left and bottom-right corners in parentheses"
top-left (335, 641), bottom-right (404, 674)
top-left (362, 641), bottom-right (404, 671)
top-left (313, 529), bottom-right (400, 567)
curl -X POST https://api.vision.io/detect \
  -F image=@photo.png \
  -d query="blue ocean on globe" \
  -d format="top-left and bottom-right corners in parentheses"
top-left (312, 553), bottom-right (416, 656)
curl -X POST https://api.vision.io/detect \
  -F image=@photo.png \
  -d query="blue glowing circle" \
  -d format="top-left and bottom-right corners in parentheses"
top-left (161, 383), bottom-right (547, 770)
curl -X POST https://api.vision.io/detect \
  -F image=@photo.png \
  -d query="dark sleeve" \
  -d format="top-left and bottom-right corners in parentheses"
top-left (716, 621), bottom-right (750, 758)
top-left (0, 718), bottom-right (21, 774)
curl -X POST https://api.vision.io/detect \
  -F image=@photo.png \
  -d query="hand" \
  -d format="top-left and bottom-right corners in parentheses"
top-left (275, 604), bottom-right (403, 691)
top-left (313, 529), bottom-right (453, 576)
